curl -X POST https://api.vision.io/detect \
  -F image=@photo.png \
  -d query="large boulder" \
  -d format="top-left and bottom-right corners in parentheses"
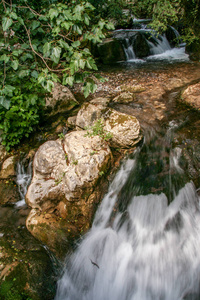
top-left (45, 83), bottom-right (79, 116)
top-left (104, 109), bottom-right (142, 148)
top-left (76, 97), bottom-right (109, 129)
top-left (76, 98), bottom-right (142, 148)
top-left (181, 82), bottom-right (200, 110)
top-left (26, 130), bottom-right (112, 255)
top-left (97, 38), bottom-right (126, 64)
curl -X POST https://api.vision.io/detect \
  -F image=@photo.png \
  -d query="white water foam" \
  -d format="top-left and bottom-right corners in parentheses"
top-left (15, 161), bottom-right (32, 207)
top-left (146, 47), bottom-right (189, 62)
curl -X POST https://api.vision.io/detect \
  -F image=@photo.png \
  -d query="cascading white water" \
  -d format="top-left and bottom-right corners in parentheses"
top-left (55, 131), bottom-right (200, 300)
top-left (147, 34), bottom-right (172, 55)
top-left (124, 38), bottom-right (136, 61)
top-left (15, 160), bottom-right (32, 207)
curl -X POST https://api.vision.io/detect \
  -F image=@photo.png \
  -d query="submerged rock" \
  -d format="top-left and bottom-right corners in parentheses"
top-left (181, 82), bottom-right (200, 111)
top-left (113, 92), bottom-right (135, 103)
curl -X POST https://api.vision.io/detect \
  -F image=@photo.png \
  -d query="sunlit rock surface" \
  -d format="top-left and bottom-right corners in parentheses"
top-left (104, 109), bottom-right (142, 148)
top-left (26, 130), bottom-right (112, 256)
top-left (76, 97), bottom-right (109, 129)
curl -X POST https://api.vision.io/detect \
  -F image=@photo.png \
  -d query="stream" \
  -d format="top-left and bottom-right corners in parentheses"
top-left (55, 99), bottom-right (200, 299)
top-left (0, 45), bottom-right (200, 299)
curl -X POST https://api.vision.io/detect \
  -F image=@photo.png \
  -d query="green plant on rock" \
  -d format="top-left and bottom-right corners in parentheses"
top-left (0, 0), bottom-right (114, 151)
top-left (85, 118), bottom-right (112, 141)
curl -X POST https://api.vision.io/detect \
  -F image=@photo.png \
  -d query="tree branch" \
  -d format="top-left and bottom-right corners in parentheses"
top-left (23, 24), bottom-right (64, 73)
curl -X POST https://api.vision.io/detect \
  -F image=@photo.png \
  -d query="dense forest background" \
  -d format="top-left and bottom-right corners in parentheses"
top-left (0, 0), bottom-right (200, 151)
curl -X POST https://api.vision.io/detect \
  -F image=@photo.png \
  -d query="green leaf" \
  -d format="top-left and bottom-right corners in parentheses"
top-left (17, 17), bottom-right (24, 26)
top-left (31, 20), bottom-right (41, 30)
top-left (2, 85), bottom-right (15, 96)
top-left (43, 42), bottom-right (51, 58)
top-left (18, 69), bottom-right (30, 78)
top-left (0, 54), bottom-right (9, 63)
top-left (72, 41), bottom-right (81, 48)
top-left (10, 12), bottom-right (18, 20)
top-left (2, 17), bottom-right (13, 31)
top-left (73, 25), bottom-right (82, 35)
top-left (84, 14), bottom-right (90, 26)
top-left (46, 80), bottom-right (54, 92)
top-left (31, 70), bottom-right (39, 79)
top-left (11, 60), bottom-right (19, 70)
top-left (12, 49), bottom-right (23, 57)
top-left (58, 39), bottom-right (69, 50)
top-left (79, 59), bottom-right (85, 69)
top-left (49, 8), bottom-right (59, 20)
top-left (64, 76), bottom-right (74, 86)
top-left (0, 96), bottom-right (10, 109)
top-left (51, 47), bottom-right (61, 64)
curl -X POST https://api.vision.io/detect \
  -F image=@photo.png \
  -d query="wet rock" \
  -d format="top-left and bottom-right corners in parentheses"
top-left (45, 82), bottom-right (79, 116)
top-left (26, 130), bottom-right (112, 255)
top-left (181, 82), bottom-right (200, 111)
top-left (76, 97), bottom-right (109, 129)
top-left (113, 92), bottom-right (135, 103)
top-left (0, 227), bottom-right (57, 300)
top-left (104, 109), bottom-right (142, 148)
top-left (0, 180), bottom-right (20, 205)
top-left (133, 32), bottom-right (151, 58)
top-left (97, 38), bottom-right (126, 64)
top-left (0, 156), bottom-right (16, 179)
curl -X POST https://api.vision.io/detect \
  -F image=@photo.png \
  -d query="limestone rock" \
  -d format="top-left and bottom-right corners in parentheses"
top-left (67, 116), bottom-right (77, 128)
top-left (0, 156), bottom-right (16, 179)
top-left (181, 82), bottom-right (200, 110)
top-left (45, 82), bottom-right (78, 115)
top-left (113, 92), bottom-right (134, 103)
top-left (76, 97), bottom-right (109, 129)
top-left (26, 131), bottom-right (112, 251)
top-left (104, 109), bottom-right (142, 148)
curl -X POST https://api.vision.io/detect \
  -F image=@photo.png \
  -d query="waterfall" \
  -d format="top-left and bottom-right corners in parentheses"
top-left (15, 160), bottom-right (32, 207)
top-left (123, 38), bottom-right (136, 61)
top-left (114, 21), bottom-right (189, 62)
top-left (55, 128), bottom-right (200, 300)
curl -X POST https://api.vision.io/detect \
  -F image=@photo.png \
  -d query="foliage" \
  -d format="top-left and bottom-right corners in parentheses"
top-left (131, 0), bottom-right (200, 48)
top-left (88, 0), bottom-right (125, 20)
top-left (0, 0), bottom-right (114, 150)
top-left (85, 118), bottom-right (112, 141)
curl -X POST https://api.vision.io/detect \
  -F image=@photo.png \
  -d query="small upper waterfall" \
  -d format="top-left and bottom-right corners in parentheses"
top-left (16, 160), bottom-right (32, 207)
top-left (113, 20), bottom-right (189, 62)
top-left (55, 125), bottom-right (200, 300)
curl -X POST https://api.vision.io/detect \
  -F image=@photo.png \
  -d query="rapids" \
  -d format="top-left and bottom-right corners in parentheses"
top-left (55, 122), bottom-right (200, 300)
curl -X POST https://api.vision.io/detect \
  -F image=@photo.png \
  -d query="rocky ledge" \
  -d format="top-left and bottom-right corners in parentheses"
top-left (25, 97), bottom-right (142, 256)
